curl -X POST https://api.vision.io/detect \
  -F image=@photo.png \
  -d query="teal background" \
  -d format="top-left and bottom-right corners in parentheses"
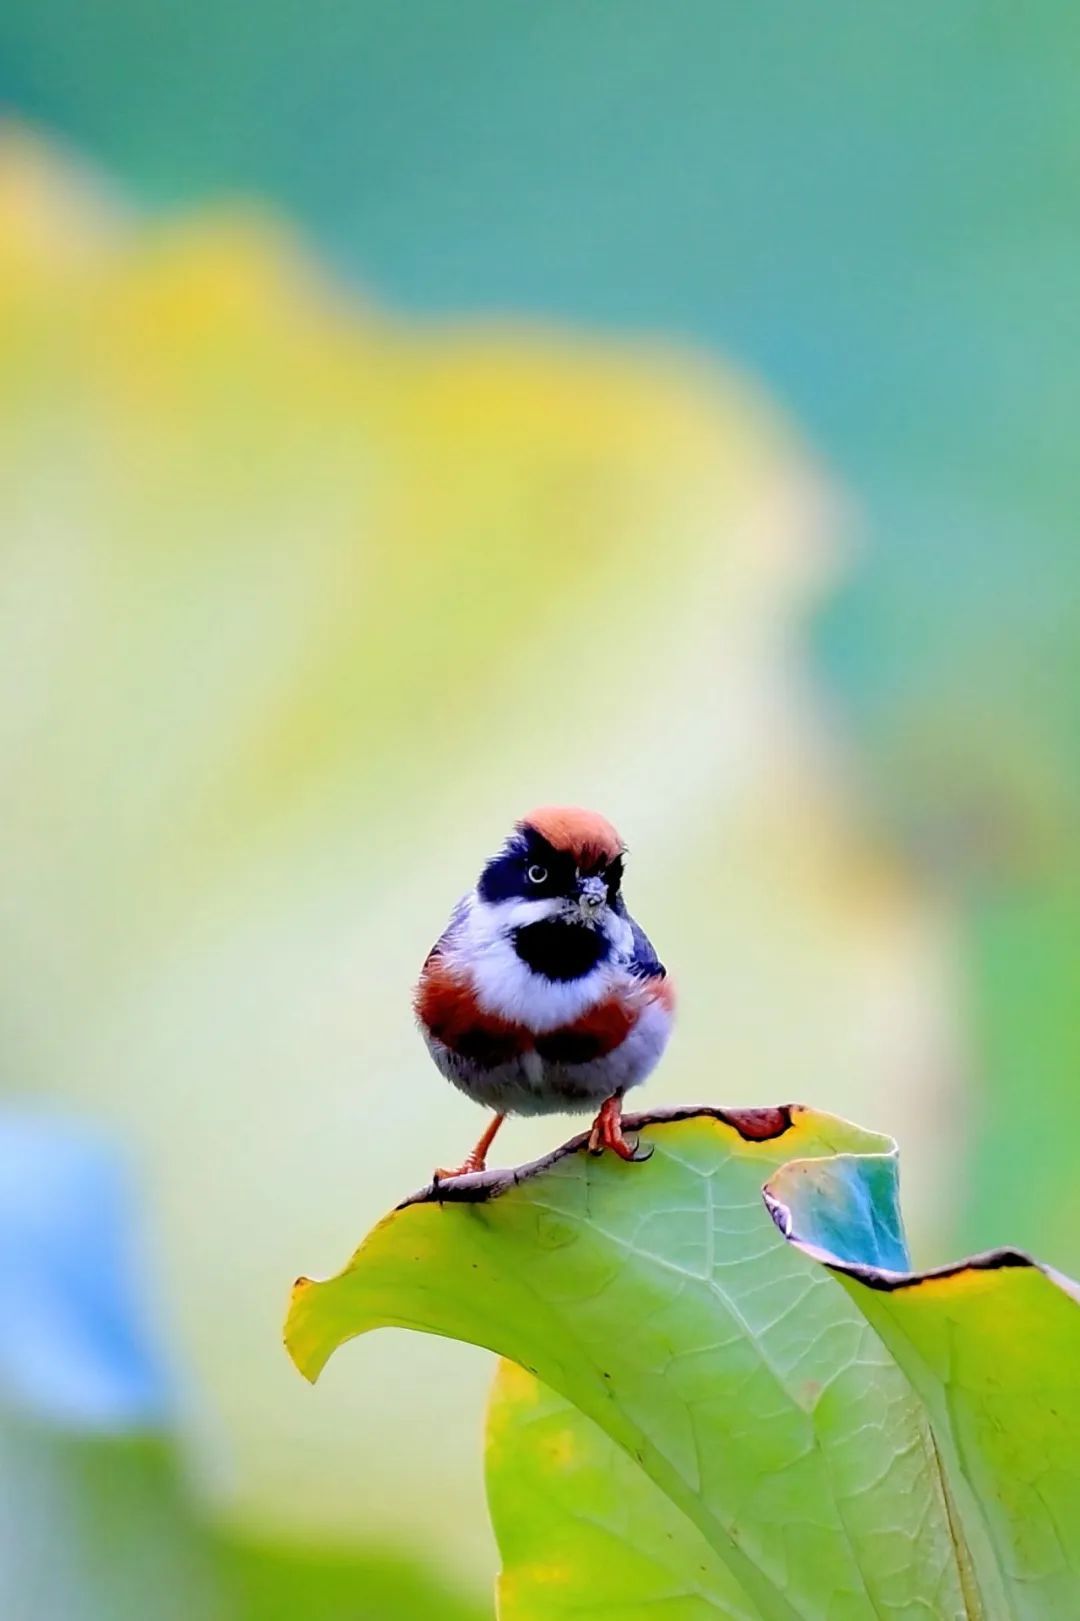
top-left (3, 3), bottom-right (1076, 837)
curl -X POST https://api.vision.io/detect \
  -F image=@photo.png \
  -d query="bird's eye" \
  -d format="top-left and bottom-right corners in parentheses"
top-left (526, 864), bottom-right (548, 885)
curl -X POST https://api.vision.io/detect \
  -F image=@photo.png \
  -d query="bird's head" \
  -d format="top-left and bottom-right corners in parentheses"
top-left (475, 806), bottom-right (626, 934)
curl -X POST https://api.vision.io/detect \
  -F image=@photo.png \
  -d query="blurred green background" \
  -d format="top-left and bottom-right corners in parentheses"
top-left (0, 5), bottom-right (1077, 1616)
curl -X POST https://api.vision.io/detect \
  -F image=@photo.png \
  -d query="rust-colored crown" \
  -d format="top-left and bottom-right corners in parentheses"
top-left (518, 805), bottom-right (623, 870)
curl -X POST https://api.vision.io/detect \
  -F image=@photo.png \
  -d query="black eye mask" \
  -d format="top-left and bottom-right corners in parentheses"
top-left (478, 832), bottom-right (576, 903)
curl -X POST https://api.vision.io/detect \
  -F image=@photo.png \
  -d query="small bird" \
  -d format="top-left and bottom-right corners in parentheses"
top-left (415, 806), bottom-right (674, 1178)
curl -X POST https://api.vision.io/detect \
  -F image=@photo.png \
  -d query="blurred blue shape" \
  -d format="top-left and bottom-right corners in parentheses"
top-left (0, 1115), bottom-right (169, 1430)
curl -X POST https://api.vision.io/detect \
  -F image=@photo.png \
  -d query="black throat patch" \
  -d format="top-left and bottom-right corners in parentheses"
top-left (512, 920), bottom-right (609, 981)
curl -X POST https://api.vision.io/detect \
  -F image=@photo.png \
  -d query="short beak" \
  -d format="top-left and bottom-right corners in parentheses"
top-left (577, 876), bottom-right (607, 919)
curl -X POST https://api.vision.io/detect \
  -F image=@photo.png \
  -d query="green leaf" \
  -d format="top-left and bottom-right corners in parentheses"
top-left (486, 1357), bottom-right (756, 1621)
top-left (767, 1155), bottom-right (1080, 1619)
top-left (287, 1107), bottom-right (988, 1619)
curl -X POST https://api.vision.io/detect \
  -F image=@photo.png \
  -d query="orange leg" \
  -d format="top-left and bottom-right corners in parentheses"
top-left (587, 1094), bottom-right (652, 1162)
top-left (435, 1113), bottom-right (506, 1181)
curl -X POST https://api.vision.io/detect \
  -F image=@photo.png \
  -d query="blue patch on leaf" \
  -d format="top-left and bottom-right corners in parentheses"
top-left (765, 1150), bottom-right (910, 1274)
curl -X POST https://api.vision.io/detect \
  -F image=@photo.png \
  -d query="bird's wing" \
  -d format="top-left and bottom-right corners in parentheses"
top-left (625, 915), bottom-right (667, 981)
top-left (422, 892), bottom-right (472, 966)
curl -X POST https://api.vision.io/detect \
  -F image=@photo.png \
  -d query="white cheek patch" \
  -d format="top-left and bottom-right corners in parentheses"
top-left (448, 892), bottom-right (614, 1031)
top-left (469, 894), bottom-right (564, 933)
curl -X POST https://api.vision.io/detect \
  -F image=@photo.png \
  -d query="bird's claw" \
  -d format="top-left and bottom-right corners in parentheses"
top-left (433, 1113), bottom-right (506, 1183)
top-left (587, 1097), bottom-right (652, 1163)
top-left (588, 1131), bottom-right (653, 1163)
top-left (433, 1157), bottom-right (482, 1183)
